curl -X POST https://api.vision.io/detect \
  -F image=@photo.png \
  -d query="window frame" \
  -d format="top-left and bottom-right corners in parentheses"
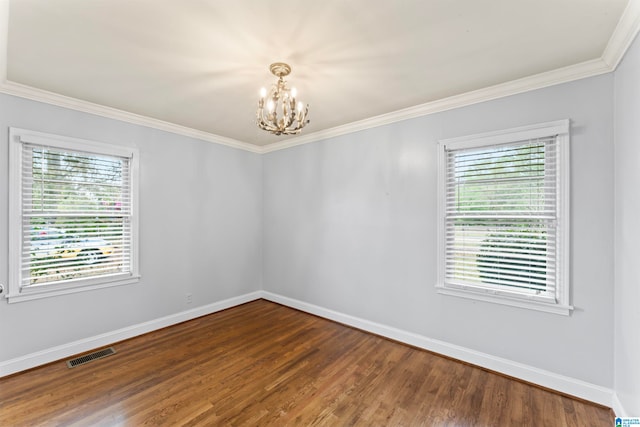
top-left (7, 128), bottom-right (140, 303)
top-left (436, 120), bottom-right (572, 315)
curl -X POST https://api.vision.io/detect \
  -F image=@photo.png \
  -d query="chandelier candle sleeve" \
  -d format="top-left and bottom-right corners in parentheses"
top-left (256, 62), bottom-right (309, 135)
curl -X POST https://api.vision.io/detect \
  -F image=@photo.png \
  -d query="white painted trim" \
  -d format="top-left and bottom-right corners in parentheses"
top-left (261, 291), bottom-right (614, 407)
top-left (602, 0), bottom-right (640, 69)
top-left (1, 0), bottom-right (639, 155)
top-left (14, 126), bottom-right (137, 161)
top-left (7, 127), bottom-right (21, 304)
top-left (6, 275), bottom-right (141, 304)
top-left (0, 291), bottom-right (262, 377)
top-left (262, 60), bottom-right (609, 153)
top-left (6, 127), bottom-right (142, 303)
top-left (0, 81), bottom-right (263, 154)
top-left (0, 59), bottom-right (607, 155)
top-left (0, 289), bottom-right (616, 409)
top-left (436, 121), bottom-right (572, 315)
top-left (438, 119), bottom-right (569, 148)
top-left (612, 393), bottom-right (627, 418)
top-left (435, 287), bottom-right (573, 316)
top-left (265, 3), bottom-right (639, 153)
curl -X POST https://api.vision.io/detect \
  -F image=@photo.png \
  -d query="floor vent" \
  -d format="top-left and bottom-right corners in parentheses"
top-left (66, 347), bottom-right (116, 368)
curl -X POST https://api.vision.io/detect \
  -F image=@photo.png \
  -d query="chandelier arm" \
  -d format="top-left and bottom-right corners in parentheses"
top-left (256, 104), bottom-right (280, 133)
top-left (282, 100), bottom-right (293, 129)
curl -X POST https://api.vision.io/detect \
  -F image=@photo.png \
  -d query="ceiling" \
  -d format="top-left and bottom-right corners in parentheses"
top-left (1, 0), bottom-right (636, 149)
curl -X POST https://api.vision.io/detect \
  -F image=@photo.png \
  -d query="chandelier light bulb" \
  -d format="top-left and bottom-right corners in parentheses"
top-left (256, 62), bottom-right (309, 136)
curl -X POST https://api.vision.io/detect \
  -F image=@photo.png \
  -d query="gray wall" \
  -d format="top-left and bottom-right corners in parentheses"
top-left (263, 74), bottom-right (615, 387)
top-left (0, 94), bottom-right (263, 361)
top-left (614, 32), bottom-right (640, 415)
top-left (0, 62), bottom-right (624, 399)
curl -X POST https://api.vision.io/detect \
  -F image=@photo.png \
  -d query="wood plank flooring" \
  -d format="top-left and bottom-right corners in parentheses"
top-left (0, 300), bottom-right (613, 426)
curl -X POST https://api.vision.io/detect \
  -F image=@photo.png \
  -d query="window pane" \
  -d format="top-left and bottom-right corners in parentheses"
top-left (22, 145), bottom-right (132, 288)
top-left (445, 218), bottom-right (553, 293)
top-left (443, 138), bottom-right (557, 297)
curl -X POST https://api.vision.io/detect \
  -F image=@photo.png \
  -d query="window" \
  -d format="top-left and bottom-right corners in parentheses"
top-left (8, 128), bottom-right (139, 303)
top-left (437, 120), bottom-right (571, 315)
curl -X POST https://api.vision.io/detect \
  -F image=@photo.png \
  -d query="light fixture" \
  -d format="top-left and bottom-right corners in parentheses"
top-left (256, 62), bottom-right (309, 135)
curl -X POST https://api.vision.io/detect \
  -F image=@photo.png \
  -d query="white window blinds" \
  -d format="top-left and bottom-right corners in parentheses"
top-left (443, 137), bottom-right (559, 302)
top-left (20, 143), bottom-right (133, 289)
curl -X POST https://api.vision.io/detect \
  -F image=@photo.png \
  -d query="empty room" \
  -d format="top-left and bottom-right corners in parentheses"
top-left (0, 1), bottom-right (639, 425)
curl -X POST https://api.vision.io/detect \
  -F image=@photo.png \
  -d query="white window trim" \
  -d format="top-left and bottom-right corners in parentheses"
top-left (7, 128), bottom-right (140, 303)
top-left (436, 120), bottom-right (572, 315)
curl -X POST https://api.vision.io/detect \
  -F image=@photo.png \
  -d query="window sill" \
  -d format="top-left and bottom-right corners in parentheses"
top-left (436, 286), bottom-right (573, 316)
top-left (5, 275), bottom-right (141, 303)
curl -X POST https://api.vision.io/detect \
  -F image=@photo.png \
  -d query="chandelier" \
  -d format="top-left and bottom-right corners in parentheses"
top-left (256, 62), bottom-right (309, 135)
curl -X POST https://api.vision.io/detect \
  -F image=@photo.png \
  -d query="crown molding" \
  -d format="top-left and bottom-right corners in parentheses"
top-left (0, 81), bottom-right (263, 153)
top-left (262, 57), bottom-right (612, 153)
top-left (602, 0), bottom-right (640, 69)
top-left (0, 1), bottom-right (638, 155)
top-left (262, 1), bottom-right (640, 153)
top-left (0, 55), bottom-right (614, 156)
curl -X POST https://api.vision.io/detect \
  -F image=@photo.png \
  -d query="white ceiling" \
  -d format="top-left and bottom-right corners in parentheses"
top-left (1, 0), bottom-right (636, 149)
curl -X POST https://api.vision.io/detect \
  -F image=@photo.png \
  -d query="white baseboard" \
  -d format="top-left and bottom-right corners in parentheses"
top-left (0, 289), bottom-right (617, 411)
top-left (261, 291), bottom-right (614, 408)
top-left (612, 393), bottom-right (627, 417)
top-left (0, 291), bottom-right (262, 377)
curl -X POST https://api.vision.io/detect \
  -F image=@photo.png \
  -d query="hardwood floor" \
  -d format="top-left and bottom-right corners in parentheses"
top-left (0, 300), bottom-right (613, 426)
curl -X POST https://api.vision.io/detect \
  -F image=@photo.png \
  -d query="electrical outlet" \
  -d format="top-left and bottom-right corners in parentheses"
top-left (186, 293), bottom-right (192, 304)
